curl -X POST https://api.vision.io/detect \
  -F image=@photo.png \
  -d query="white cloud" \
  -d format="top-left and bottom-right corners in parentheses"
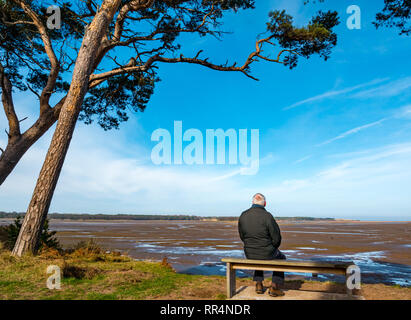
top-left (293, 155), bottom-right (312, 164)
top-left (283, 78), bottom-right (389, 110)
top-left (394, 104), bottom-right (411, 119)
top-left (0, 123), bottom-right (252, 215)
top-left (316, 118), bottom-right (388, 147)
top-left (263, 143), bottom-right (411, 218)
top-left (2, 127), bottom-right (411, 219)
top-left (2, 95), bottom-right (411, 219)
top-left (351, 77), bottom-right (411, 99)
top-left (315, 104), bottom-right (411, 147)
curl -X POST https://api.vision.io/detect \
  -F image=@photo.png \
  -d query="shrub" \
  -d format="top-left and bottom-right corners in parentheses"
top-left (62, 262), bottom-right (101, 279)
top-left (160, 257), bottom-right (174, 271)
top-left (0, 216), bottom-right (61, 251)
top-left (0, 226), bottom-right (8, 248)
top-left (69, 239), bottom-right (103, 257)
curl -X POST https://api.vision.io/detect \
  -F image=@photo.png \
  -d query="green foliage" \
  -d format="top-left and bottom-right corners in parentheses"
top-left (0, 217), bottom-right (60, 251)
top-left (3, 217), bottom-right (21, 249)
top-left (40, 218), bottom-right (61, 250)
top-left (266, 9), bottom-right (339, 68)
top-left (374, 0), bottom-right (411, 35)
top-left (0, 0), bottom-right (82, 91)
top-left (307, 0), bottom-right (411, 36)
top-left (80, 72), bottom-right (158, 130)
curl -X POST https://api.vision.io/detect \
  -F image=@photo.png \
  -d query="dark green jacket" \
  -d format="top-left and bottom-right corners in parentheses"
top-left (238, 205), bottom-right (282, 260)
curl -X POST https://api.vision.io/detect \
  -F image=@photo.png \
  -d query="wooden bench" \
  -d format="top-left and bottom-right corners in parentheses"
top-left (221, 258), bottom-right (356, 298)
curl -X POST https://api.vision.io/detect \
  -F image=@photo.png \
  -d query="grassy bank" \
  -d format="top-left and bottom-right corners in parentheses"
top-left (0, 245), bottom-right (230, 300)
top-left (0, 245), bottom-right (410, 300)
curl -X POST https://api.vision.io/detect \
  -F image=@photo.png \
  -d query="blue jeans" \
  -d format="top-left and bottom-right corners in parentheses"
top-left (253, 249), bottom-right (286, 285)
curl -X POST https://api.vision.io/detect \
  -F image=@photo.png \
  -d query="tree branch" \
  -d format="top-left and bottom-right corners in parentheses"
top-left (0, 63), bottom-right (21, 139)
top-left (88, 34), bottom-right (297, 86)
top-left (113, 0), bottom-right (156, 42)
top-left (20, 96), bottom-right (66, 145)
top-left (154, 54), bottom-right (260, 80)
top-left (12, 0), bottom-right (60, 114)
top-left (92, 0), bottom-right (155, 75)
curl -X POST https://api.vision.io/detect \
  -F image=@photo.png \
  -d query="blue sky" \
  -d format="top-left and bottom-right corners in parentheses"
top-left (1, 0), bottom-right (411, 220)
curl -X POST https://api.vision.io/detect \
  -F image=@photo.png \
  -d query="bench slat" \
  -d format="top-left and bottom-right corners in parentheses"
top-left (231, 264), bottom-right (347, 275)
top-left (221, 258), bottom-right (353, 269)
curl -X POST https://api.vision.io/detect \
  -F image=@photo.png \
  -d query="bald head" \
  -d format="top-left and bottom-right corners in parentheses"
top-left (252, 193), bottom-right (266, 207)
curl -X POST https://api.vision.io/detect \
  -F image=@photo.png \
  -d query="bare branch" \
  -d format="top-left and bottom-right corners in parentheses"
top-left (0, 63), bottom-right (21, 138)
top-left (88, 32), bottom-right (302, 87)
top-left (113, 0), bottom-right (155, 42)
top-left (1, 19), bottom-right (35, 26)
top-left (20, 96), bottom-right (66, 146)
top-left (92, 0), bottom-right (155, 74)
top-left (27, 83), bottom-right (41, 99)
top-left (86, 0), bottom-right (97, 16)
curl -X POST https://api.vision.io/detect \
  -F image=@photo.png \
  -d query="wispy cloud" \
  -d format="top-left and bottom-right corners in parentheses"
top-left (260, 152), bottom-right (277, 165)
top-left (0, 122), bottom-right (252, 215)
top-left (317, 143), bottom-right (411, 180)
top-left (3, 123), bottom-right (411, 218)
top-left (316, 118), bottom-right (388, 147)
top-left (394, 104), bottom-right (411, 119)
top-left (315, 103), bottom-right (411, 147)
top-left (264, 143), bottom-right (411, 218)
top-left (209, 168), bottom-right (244, 182)
top-left (283, 78), bottom-right (389, 110)
top-left (293, 155), bottom-right (312, 165)
top-left (351, 77), bottom-right (411, 99)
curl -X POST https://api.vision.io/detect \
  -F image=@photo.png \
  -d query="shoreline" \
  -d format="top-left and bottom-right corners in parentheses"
top-left (2, 219), bottom-right (410, 286)
top-left (2, 218), bottom-right (411, 224)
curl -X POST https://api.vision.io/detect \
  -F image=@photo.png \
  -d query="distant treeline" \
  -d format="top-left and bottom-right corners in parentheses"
top-left (0, 211), bottom-right (334, 221)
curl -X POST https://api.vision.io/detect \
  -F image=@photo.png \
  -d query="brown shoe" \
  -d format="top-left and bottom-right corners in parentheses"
top-left (268, 287), bottom-right (285, 297)
top-left (255, 281), bottom-right (263, 294)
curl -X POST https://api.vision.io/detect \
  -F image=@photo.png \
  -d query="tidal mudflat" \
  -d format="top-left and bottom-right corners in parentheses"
top-left (1, 219), bottom-right (409, 286)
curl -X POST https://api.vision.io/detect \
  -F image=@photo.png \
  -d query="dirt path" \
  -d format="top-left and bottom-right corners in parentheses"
top-left (156, 276), bottom-right (411, 300)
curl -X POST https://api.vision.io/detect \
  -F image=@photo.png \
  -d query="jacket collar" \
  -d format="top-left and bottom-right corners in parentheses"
top-left (251, 204), bottom-right (266, 209)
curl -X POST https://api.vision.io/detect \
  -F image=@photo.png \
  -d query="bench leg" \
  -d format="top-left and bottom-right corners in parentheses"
top-left (226, 262), bottom-right (236, 298)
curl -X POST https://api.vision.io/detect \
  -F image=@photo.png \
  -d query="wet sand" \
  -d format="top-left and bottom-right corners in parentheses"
top-left (1, 219), bottom-right (410, 286)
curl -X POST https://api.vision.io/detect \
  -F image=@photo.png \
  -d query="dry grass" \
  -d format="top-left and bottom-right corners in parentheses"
top-left (0, 247), bottom-right (220, 300)
top-left (62, 263), bottom-right (101, 280)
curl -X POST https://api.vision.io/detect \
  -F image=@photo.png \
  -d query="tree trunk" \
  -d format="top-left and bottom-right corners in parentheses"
top-left (0, 139), bottom-right (30, 185)
top-left (0, 105), bottom-right (62, 185)
top-left (12, 0), bottom-right (122, 256)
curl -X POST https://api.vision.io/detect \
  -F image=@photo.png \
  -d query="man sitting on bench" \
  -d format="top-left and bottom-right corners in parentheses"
top-left (238, 193), bottom-right (286, 297)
